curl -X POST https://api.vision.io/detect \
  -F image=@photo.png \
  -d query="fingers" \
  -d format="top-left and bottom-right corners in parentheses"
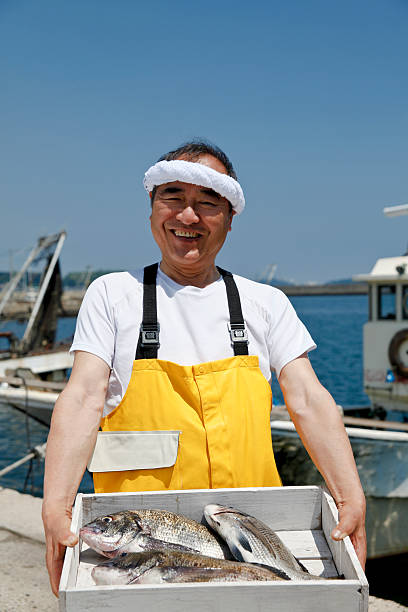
top-left (330, 509), bottom-right (367, 572)
top-left (331, 512), bottom-right (358, 542)
top-left (350, 528), bottom-right (367, 570)
top-left (44, 524), bottom-right (78, 597)
top-left (60, 531), bottom-right (78, 547)
top-left (49, 554), bottom-right (65, 597)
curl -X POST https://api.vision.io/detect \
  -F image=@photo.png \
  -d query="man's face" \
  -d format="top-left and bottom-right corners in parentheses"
top-left (150, 154), bottom-right (234, 273)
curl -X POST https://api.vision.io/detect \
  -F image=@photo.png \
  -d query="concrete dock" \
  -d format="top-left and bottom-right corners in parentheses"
top-left (0, 487), bottom-right (57, 611)
top-left (0, 486), bottom-right (406, 611)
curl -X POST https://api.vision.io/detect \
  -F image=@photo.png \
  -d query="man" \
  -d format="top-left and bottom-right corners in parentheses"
top-left (42, 141), bottom-right (366, 596)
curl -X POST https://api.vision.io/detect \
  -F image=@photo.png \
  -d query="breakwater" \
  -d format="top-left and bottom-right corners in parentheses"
top-left (1, 283), bottom-right (368, 319)
top-left (0, 290), bottom-right (85, 320)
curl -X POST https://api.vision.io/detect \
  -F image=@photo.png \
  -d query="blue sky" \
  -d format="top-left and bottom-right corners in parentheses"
top-left (1, 0), bottom-right (407, 283)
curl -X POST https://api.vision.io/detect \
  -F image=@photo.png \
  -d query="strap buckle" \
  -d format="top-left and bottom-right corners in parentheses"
top-left (140, 323), bottom-right (160, 348)
top-left (228, 322), bottom-right (248, 345)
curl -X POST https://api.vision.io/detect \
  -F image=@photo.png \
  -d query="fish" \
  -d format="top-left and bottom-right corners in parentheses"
top-left (91, 550), bottom-right (290, 585)
top-left (204, 504), bottom-right (324, 581)
top-left (80, 509), bottom-right (228, 559)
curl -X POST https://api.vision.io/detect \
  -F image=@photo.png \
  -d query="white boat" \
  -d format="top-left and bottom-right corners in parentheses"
top-left (271, 203), bottom-right (408, 559)
top-left (0, 383), bottom-right (59, 426)
top-left (270, 417), bottom-right (408, 559)
top-left (0, 231), bottom-right (73, 425)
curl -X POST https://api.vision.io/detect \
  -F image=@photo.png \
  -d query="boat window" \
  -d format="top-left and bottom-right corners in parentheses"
top-left (403, 286), bottom-right (408, 320)
top-left (378, 285), bottom-right (396, 320)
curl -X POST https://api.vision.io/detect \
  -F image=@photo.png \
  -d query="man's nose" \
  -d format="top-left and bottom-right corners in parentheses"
top-left (176, 205), bottom-right (199, 224)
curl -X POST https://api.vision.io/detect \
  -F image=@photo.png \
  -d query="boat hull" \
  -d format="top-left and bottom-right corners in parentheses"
top-left (0, 388), bottom-right (56, 426)
top-left (270, 421), bottom-right (408, 558)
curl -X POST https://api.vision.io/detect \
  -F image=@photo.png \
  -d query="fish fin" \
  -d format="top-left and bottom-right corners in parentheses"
top-left (296, 558), bottom-right (310, 573)
top-left (251, 562), bottom-right (291, 581)
top-left (143, 537), bottom-right (200, 555)
top-left (237, 531), bottom-right (253, 553)
top-left (229, 543), bottom-right (245, 562)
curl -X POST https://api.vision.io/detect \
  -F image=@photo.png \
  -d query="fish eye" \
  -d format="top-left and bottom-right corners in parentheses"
top-left (102, 516), bottom-right (113, 523)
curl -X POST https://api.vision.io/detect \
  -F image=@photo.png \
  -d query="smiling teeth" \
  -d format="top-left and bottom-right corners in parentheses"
top-left (174, 231), bottom-right (199, 238)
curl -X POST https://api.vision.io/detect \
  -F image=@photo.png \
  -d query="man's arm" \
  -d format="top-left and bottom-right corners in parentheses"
top-left (42, 350), bottom-right (110, 596)
top-left (278, 354), bottom-right (367, 569)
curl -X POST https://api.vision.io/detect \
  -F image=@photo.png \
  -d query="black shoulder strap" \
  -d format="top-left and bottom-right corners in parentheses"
top-left (135, 264), bottom-right (249, 360)
top-left (217, 267), bottom-right (249, 356)
top-left (135, 263), bottom-right (160, 359)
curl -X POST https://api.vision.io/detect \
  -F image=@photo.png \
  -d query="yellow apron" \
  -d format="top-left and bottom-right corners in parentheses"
top-left (92, 264), bottom-right (281, 493)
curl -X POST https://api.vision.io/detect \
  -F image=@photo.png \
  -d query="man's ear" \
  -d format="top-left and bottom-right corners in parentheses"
top-left (149, 192), bottom-right (153, 218)
top-left (228, 210), bottom-right (236, 231)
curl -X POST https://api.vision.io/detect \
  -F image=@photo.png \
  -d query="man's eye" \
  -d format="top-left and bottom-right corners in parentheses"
top-left (200, 201), bottom-right (217, 207)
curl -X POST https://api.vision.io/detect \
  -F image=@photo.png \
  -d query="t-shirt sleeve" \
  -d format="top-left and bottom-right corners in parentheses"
top-left (268, 291), bottom-right (316, 378)
top-left (70, 277), bottom-right (115, 368)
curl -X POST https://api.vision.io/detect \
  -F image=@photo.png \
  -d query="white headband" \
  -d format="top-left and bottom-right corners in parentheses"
top-left (143, 159), bottom-right (245, 215)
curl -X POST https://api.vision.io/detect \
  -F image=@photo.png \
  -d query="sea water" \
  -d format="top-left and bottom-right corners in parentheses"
top-left (0, 294), bottom-right (369, 496)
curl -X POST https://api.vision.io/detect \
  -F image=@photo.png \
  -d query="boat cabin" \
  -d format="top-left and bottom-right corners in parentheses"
top-left (354, 256), bottom-right (408, 413)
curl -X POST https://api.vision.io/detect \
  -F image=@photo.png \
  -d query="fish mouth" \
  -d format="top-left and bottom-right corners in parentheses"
top-left (79, 527), bottom-right (124, 553)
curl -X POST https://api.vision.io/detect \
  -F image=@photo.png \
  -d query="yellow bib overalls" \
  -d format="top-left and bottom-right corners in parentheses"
top-left (92, 264), bottom-right (281, 493)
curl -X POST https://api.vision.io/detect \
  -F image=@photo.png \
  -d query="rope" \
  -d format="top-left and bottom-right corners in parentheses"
top-left (20, 375), bottom-right (35, 493)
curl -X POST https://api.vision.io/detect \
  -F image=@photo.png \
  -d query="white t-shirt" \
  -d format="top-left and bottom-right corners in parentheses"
top-left (70, 267), bottom-right (316, 416)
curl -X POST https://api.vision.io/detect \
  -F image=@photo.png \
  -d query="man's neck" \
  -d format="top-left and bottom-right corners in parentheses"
top-left (159, 261), bottom-right (220, 288)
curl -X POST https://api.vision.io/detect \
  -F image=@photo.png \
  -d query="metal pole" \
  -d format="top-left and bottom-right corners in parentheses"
top-left (0, 443), bottom-right (46, 478)
top-left (0, 234), bottom-right (62, 317)
top-left (21, 231), bottom-right (66, 349)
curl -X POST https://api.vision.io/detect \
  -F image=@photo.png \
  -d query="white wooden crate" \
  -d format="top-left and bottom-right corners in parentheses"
top-left (59, 485), bottom-right (368, 612)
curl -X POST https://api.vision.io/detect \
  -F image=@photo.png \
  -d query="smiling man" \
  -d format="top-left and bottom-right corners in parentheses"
top-left (42, 140), bottom-right (366, 595)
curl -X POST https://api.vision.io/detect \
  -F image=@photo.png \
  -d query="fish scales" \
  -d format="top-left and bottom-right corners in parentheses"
top-left (80, 509), bottom-right (227, 559)
top-left (236, 515), bottom-right (311, 574)
top-left (91, 550), bottom-right (289, 585)
top-left (204, 504), bottom-right (325, 581)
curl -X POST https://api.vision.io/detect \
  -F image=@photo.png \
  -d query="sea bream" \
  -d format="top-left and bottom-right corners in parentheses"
top-left (80, 509), bottom-right (228, 559)
top-left (204, 504), bottom-right (324, 580)
top-left (91, 550), bottom-right (290, 585)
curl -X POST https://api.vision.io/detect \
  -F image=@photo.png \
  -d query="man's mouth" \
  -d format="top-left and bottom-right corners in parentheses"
top-left (171, 230), bottom-right (201, 239)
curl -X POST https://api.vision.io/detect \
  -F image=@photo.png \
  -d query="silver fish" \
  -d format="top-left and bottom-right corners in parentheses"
top-left (204, 504), bottom-right (324, 581)
top-left (80, 509), bottom-right (227, 559)
top-left (91, 550), bottom-right (289, 585)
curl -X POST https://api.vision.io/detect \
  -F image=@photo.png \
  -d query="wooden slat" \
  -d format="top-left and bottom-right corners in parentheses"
top-left (342, 414), bottom-right (408, 432)
top-left (276, 529), bottom-right (332, 560)
top-left (301, 558), bottom-right (339, 578)
top-left (81, 486), bottom-right (323, 531)
top-left (0, 374), bottom-right (66, 391)
top-left (321, 490), bottom-right (368, 612)
top-left (64, 581), bottom-right (364, 612)
top-left (60, 494), bottom-right (83, 593)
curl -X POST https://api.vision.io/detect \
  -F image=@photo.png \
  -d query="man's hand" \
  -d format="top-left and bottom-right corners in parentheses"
top-left (279, 354), bottom-right (367, 572)
top-left (42, 351), bottom-right (110, 595)
top-left (42, 506), bottom-right (78, 596)
top-left (331, 499), bottom-right (367, 570)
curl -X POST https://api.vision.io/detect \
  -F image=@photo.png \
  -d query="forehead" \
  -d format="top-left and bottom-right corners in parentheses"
top-left (156, 182), bottom-right (224, 200)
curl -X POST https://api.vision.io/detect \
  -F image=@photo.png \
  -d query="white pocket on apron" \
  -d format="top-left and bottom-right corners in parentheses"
top-left (87, 430), bottom-right (181, 473)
